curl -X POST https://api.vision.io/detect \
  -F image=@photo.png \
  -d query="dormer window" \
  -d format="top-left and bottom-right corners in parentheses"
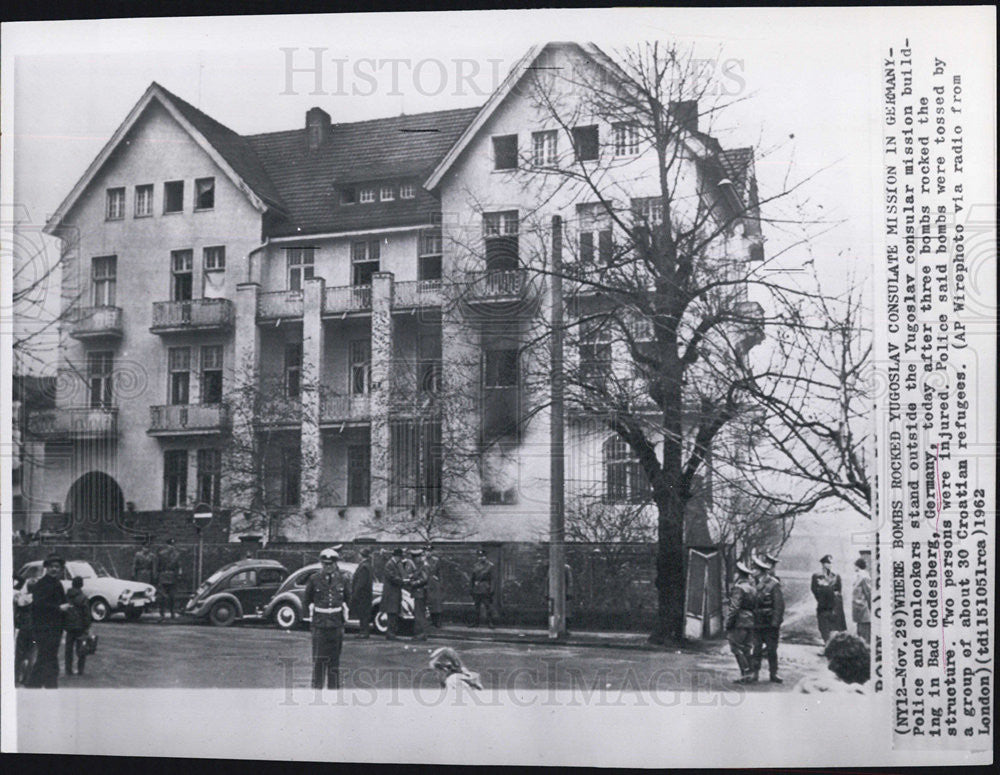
top-left (341, 187), bottom-right (357, 205)
top-left (106, 188), bottom-right (125, 220)
top-left (380, 185), bottom-right (395, 202)
top-left (359, 188), bottom-right (375, 204)
top-left (399, 183), bottom-right (416, 199)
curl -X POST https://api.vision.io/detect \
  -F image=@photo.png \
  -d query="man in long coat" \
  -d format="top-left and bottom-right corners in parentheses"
top-left (349, 547), bottom-right (374, 639)
top-left (156, 538), bottom-right (182, 620)
top-left (752, 555), bottom-right (785, 683)
top-left (726, 560), bottom-right (757, 683)
top-left (132, 540), bottom-right (156, 585)
top-left (425, 545), bottom-right (445, 628)
top-left (26, 554), bottom-right (71, 689)
top-left (407, 548), bottom-right (429, 641)
top-left (811, 554), bottom-right (847, 643)
top-left (469, 549), bottom-right (497, 628)
top-left (381, 548), bottom-right (406, 640)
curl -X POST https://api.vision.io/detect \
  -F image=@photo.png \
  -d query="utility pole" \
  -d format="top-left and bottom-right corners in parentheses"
top-left (548, 215), bottom-right (566, 639)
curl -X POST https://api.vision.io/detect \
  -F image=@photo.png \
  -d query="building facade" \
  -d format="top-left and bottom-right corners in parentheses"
top-left (32, 42), bottom-right (763, 543)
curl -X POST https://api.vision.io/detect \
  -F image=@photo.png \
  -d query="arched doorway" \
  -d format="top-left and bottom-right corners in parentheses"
top-left (65, 471), bottom-right (125, 541)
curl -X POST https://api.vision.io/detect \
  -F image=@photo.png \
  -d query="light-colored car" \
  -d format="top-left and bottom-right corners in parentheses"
top-left (262, 561), bottom-right (415, 634)
top-left (16, 559), bottom-right (157, 622)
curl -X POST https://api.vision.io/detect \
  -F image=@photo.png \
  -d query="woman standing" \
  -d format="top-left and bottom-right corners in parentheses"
top-left (811, 554), bottom-right (847, 643)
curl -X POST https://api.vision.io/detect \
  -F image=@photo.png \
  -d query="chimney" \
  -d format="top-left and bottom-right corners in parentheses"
top-left (306, 107), bottom-right (331, 150)
top-left (669, 100), bottom-right (699, 133)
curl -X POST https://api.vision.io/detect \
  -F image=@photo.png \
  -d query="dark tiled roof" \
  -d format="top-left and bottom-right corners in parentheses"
top-left (154, 83), bottom-right (288, 213)
top-left (719, 147), bottom-right (755, 204)
top-left (246, 107), bottom-right (481, 238)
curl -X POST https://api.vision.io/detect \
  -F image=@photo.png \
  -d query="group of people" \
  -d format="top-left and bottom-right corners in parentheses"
top-left (14, 553), bottom-right (94, 689)
top-left (131, 537), bottom-right (183, 620)
top-left (725, 552), bottom-right (785, 684)
top-left (811, 554), bottom-right (872, 645)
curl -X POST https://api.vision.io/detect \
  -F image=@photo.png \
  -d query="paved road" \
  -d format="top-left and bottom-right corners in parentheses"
top-left (35, 615), bottom-right (828, 695)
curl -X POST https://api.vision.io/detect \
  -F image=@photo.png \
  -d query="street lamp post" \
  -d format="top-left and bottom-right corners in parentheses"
top-left (191, 503), bottom-right (213, 587)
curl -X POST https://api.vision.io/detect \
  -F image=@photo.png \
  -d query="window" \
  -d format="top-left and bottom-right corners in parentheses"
top-left (572, 125), bottom-right (599, 162)
top-left (492, 135), bottom-right (518, 170)
top-left (171, 250), bottom-right (193, 301)
top-left (352, 240), bottom-right (380, 286)
top-left (195, 178), bottom-right (215, 210)
top-left (134, 184), bottom-right (153, 217)
top-left (380, 185), bottom-right (395, 202)
top-left (631, 197), bottom-right (664, 229)
top-left (163, 450), bottom-right (188, 509)
top-left (418, 327), bottom-right (442, 393)
top-left (399, 183), bottom-right (415, 199)
top-left (613, 122), bottom-right (640, 157)
top-left (164, 180), bottom-right (185, 213)
top-left (347, 444), bottom-right (370, 506)
top-left (349, 339), bottom-right (371, 395)
top-left (481, 442), bottom-right (518, 505)
top-left (579, 331), bottom-right (612, 390)
top-left (258, 568), bottom-right (285, 586)
top-left (284, 342), bottom-right (302, 398)
top-left (227, 570), bottom-right (255, 589)
top-left (201, 345), bottom-right (223, 404)
top-left (92, 255), bottom-right (117, 307)
top-left (196, 448), bottom-right (221, 507)
top-left (203, 246), bottom-right (225, 298)
top-left (418, 227), bottom-right (443, 281)
top-left (389, 420), bottom-right (442, 507)
top-left (483, 211), bottom-right (519, 271)
top-left (577, 203), bottom-right (614, 265)
top-left (603, 436), bottom-right (652, 504)
top-left (484, 348), bottom-right (518, 388)
top-left (286, 247), bottom-right (315, 291)
top-left (359, 188), bottom-right (375, 204)
top-left (168, 347), bottom-right (191, 405)
top-left (281, 449), bottom-right (301, 506)
top-left (341, 187), bottom-right (356, 205)
top-left (106, 188), bottom-right (125, 220)
top-left (531, 130), bottom-right (558, 166)
top-left (87, 351), bottom-right (114, 409)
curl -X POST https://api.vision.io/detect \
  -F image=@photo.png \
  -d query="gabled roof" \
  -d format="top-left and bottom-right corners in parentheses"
top-left (247, 107), bottom-right (480, 238)
top-left (44, 83), bottom-right (288, 235)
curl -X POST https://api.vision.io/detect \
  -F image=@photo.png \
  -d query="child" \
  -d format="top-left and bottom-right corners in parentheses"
top-left (64, 577), bottom-right (91, 676)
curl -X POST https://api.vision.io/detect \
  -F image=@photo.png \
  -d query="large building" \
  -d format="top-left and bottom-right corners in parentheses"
top-left (30, 42), bottom-right (763, 543)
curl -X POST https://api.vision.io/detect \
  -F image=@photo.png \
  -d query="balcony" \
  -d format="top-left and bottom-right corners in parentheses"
top-left (150, 299), bottom-right (234, 334)
top-left (27, 407), bottom-right (118, 439)
top-left (394, 280), bottom-right (443, 310)
top-left (148, 404), bottom-right (230, 436)
top-left (257, 290), bottom-right (304, 321)
top-left (323, 285), bottom-right (372, 317)
top-left (71, 306), bottom-right (123, 340)
top-left (463, 270), bottom-right (539, 313)
top-left (320, 394), bottom-right (371, 426)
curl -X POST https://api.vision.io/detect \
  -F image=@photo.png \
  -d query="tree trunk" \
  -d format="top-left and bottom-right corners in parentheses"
top-left (649, 507), bottom-right (686, 644)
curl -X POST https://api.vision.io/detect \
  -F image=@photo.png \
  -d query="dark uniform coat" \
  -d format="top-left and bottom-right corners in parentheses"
top-left (381, 555), bottom-right (405, 615)
top-left (349, 559), bottom-right (374, 622)
top-left (811, 571), bottom-right (847, 639)
top-left (157, 546), bottom-right (181, 585)
top-left (726, 577), bottom-right (757, 677)
top-left (425, 553), bottom-right (444, 614)
top-left (752, 573), bottom-right (785, 679)
top-left (470, 559), bottom-right (496, 600)
top-left (132, 548), bottom-right (156, 585)
top-left (303, 568), bottom-right (352, 690)
top-left (27, 573), bottom-right (66, 688)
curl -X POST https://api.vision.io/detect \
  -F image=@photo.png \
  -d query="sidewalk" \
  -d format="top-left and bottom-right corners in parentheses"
top-left (413, 623), bottom-right (719, 652)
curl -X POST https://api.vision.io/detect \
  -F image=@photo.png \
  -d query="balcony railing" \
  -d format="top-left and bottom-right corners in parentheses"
top-left (323, 285), bottom-right (372, 316)
top-left (463, 270), bottom-right (537, 309)
top-left (150, 299), bottom-right (234, 333)
top-left (71, 306), bottom-right (123, 340)
top-left (257, 290), bottom-right (304, 320)
top-left (28, 407), bottom-right (118, 439)
top-left (148, 404), bottom-right (229, 435)
top-left (394, 280), bottom-right (443, 309)
top-left (320, 394), bottom-right (371, 425)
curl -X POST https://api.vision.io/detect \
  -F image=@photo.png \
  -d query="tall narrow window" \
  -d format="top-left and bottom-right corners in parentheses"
top-left (492, 135), bottom-right (518, 170)
top-left (286, 247), bottom-right (314, 291)
top-left (572, 125), bottom-right (599, 162)
top-left (349, 339), bottom-right (371, 395)
top-left (577, 203), bottom-right (614, 265)
top-left (418, 326), bottom-right (442, 393)
top-left (92, 255), bottom-right (117, 306)
top-left (613, 122), bottom-right (640, 157)
top-left (196, 449), bottom-right (221, 507)
top-left (171, 249), bottom-right (193, 301)
top-left (203, 246), bottom-right (226, 298)
top-left (483, 211), bottom-right (519, 271)
top-left (87, 351), bottom-right (114, 409)
top-left (195, 177), bottom-right (215, 210)
top-left (201, 345), bottom-right (223, 404)
top-left (531, 130), bottom-right (558, 166)
top-left (106, 188), bottom-right (125, 220)
top-left (352, 240), bottom-right (380, 286)
top-left (418, 228), bottom-right (443, 281)
top-left (284, 342), bottom-right (302, 398)
top-left (281, 449), bottom-right (301, 506)
top-left (164, 180), bottom-right (185, 213)
top-left (347, 444), bottom-right (371, 506)
top-left (163, 450), bottom-right (188, 509)
top-left (134, 184), bottom-right (153, 217)
top-left (168, 347), bottom-right (191, 405)
top-left (603, 436), bottom-right (652, 504)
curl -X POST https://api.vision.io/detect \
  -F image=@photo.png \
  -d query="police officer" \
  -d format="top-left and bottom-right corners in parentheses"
top-left (470, 549), bottom-right (496, 628)
top-left (381, 548), bottom-right (406, 640)
top-left (408, 548), bottom-right (429, 641)
top-left (726, 561), bottom-right (757, 684)
top-left (350, 547), bottom-right (374, 639)
top-left (752, 555), bottom-right (785, 684)
top-left (26, 553), bottom-right (72, 689)
top-left (156, 538), bottom-right (182, 620)
top-left (425, 545), bottom-right (445, 629)
top-left (303, 547), bottom-right (352, 690)
top-left (132, 539), bottom-right (156, 586)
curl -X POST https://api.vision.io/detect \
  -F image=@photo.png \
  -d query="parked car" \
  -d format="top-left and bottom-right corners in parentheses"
top-left (262, 561), bottom-right (415, 634)
top-left (15, 559), bottom-right (157, 622)
top-left (184, 559), bottom-right (289, 626)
